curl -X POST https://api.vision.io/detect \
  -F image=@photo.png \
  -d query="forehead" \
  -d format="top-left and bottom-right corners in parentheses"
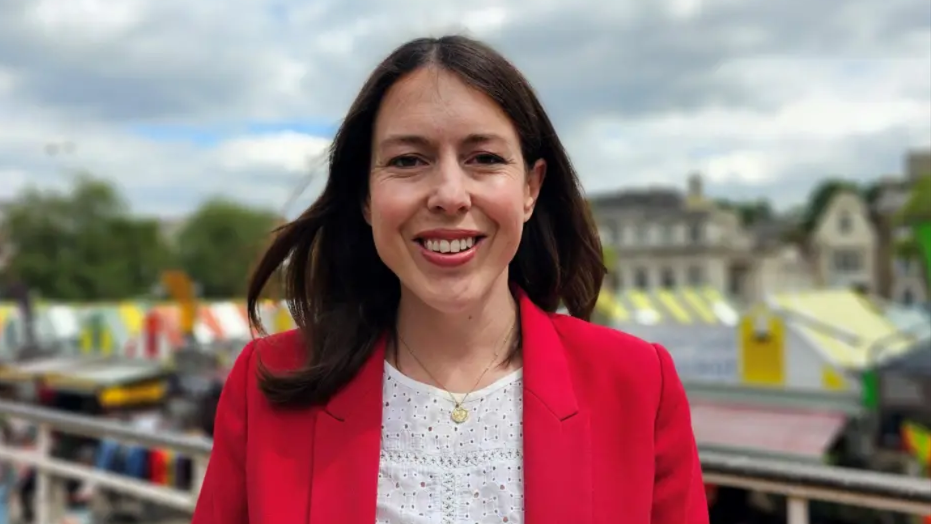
top-left (373, 67), bottom-right (518, 142)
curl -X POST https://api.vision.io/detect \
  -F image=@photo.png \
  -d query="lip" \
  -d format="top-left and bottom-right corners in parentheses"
top-left (414, 228), bottom-right (483, 241)
top-left (416, 236), bottom-right (485, 268)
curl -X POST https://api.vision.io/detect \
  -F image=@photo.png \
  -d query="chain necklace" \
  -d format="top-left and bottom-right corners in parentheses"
top-left (396, 320), bottom-right (517, 424)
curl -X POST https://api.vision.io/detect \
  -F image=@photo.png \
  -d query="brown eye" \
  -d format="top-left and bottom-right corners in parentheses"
top-left (471, 153), bottom-right (505, 165)
top-left (388, 155), bottom-right (425, 168)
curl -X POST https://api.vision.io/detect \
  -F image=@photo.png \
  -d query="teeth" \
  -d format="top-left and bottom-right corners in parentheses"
top-left (423, 237), bottom-right (477, 254)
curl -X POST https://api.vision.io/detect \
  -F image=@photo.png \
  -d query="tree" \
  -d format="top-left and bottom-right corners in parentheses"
top-left (175, 198), bottom-right (281, 299)
top-left (0, 174), bottom-right (174, 300)
top-left (714, 198), bottom-right (774, 226)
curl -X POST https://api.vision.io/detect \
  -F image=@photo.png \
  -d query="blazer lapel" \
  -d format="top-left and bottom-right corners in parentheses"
top-left (520, 292), bottom-right (593, 524)
top-left (308, 339), bottom-right (385, 524)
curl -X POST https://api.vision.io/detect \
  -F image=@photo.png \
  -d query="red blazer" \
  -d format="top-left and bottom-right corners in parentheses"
top-left (192, 291), bottom-right (709, 523)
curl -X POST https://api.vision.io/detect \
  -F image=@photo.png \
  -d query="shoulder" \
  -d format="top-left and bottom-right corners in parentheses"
top-left (223, 329), bottom-right (307, 397)
top-left (549, 313), bottom-right (676, 403)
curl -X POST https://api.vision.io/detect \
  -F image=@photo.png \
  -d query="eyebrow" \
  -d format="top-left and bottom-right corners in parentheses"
top-left (377, 133), bottom-right (508, 149)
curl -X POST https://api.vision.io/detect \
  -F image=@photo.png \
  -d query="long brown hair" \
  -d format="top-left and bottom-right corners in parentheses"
top-left (248, 35), bottom-right (605, 407)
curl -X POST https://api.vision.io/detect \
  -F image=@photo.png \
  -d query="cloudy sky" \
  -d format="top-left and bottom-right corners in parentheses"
top-left (1, 0), bottom-right (929, 218)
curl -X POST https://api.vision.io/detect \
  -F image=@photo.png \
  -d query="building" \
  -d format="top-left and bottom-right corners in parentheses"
top-left (589, 173), bottom-right (878, 303)
top-left (807, 188), bottom-right (877, 292)
top-left (591, 174), bottom-right (770, 303)
top-left (871, 149), bottom-right (930, 304)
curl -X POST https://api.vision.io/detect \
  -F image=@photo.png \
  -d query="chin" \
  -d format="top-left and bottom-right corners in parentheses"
top-left (407, 274), bottom-right (500, 314)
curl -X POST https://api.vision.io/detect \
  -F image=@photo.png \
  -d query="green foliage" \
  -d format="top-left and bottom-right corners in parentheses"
top-left (713, 198), bottom-right (774, 226)
top-left (1, 174), bottom-right (173, 300)
top-left (894, 173), bottom-right (931, 290)
top-left (602, 245), bottom-right (618, 271)
top-left (175, 198), bottom-right (281, 299)
top-left (0, 174), bottom-right (281, 301)
top-left (896, 173), bottom-right (931, 225)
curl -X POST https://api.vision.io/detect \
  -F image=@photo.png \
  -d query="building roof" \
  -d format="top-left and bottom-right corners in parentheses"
top-left (588, 187), bottom-right (684, 209)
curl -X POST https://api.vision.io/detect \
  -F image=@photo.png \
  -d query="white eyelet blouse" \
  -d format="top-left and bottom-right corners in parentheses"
top-left (376, 362), bottom-right (524, 524)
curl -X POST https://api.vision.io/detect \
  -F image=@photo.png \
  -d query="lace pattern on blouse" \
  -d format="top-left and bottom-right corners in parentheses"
top-left (375, 362), bottom-right (524, 524)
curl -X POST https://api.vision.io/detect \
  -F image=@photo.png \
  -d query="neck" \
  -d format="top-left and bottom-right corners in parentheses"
top-left (395, 275), bottom-right (518, 372)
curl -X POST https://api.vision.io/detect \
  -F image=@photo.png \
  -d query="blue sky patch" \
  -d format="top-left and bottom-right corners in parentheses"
top-left (128, 120), bottom-right (338, 146)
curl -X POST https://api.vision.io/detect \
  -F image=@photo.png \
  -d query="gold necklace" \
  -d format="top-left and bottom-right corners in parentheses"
top-left (397, 321), bottom-right (516, 424)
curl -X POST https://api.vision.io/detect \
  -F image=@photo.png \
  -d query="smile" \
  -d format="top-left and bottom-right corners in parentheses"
top-left (419, 236), bottom-right (478, 254)
top-left (414, 232), bottom-right (487, 268)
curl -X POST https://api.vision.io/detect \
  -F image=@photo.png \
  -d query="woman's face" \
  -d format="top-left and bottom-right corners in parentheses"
top-left (367, 67), bottom-right (544, 313)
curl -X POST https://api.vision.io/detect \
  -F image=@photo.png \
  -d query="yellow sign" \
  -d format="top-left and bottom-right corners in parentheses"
top-left (161, 271), bottom-right (197, 336)
top-left (739, 305), bottom-right (786, 387)
top-left (98, 381), bottom-right (167, 408)
top-left (273, 306), bottom-right (294, 333)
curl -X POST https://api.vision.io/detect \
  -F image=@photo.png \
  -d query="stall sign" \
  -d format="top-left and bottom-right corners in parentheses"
top-left (98, 381), bottom-right (167, 408)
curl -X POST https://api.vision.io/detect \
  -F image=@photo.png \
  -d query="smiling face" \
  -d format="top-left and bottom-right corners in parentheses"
top-left (367, 67), bottom-right (544, 313)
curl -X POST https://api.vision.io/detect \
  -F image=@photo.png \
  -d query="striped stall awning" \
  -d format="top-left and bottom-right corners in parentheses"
top-left (598, 287), bottom-right (739, 326)
top-left (771, 289), bottom-right (918, 369)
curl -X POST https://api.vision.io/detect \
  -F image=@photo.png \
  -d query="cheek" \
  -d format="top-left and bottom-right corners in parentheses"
top-left (368, 189), bottom-right (412, 245)
top-left (480, 184), bottom-right (528, 240)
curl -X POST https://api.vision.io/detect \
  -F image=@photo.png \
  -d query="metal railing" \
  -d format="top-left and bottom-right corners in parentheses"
top-left (702, 451), bottom-right (931, 523)
top-left (0, 400), bottom-right (929, 524)
top-left (0, 399), bottom-right (211, 523)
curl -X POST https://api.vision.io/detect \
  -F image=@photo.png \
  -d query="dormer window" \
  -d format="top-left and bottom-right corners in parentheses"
top-left (838, 211), bottom-right (852, 234)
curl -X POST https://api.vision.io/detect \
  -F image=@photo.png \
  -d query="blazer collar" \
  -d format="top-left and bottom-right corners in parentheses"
top-left (309, 288), bottom-right (590, 524)
top-left (321, 288), bottom-right (579, 422)
top-left (517, 288), bottom-right (579, 421)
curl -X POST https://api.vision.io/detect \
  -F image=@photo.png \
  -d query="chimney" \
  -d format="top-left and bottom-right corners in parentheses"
top-left (686, 172), bottom-right (704, 204)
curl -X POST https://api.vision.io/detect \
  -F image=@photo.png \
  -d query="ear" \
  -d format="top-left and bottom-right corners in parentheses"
top-left (362, 198), bottom-right (372, 225)
top-left (524, 159), bottom-right (546, 222)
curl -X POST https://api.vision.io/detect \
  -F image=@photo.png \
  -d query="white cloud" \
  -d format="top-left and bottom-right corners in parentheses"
top-left (0, 0), bottom-right (927, 216)
top-left (213, 132), bottom-right (330, 174)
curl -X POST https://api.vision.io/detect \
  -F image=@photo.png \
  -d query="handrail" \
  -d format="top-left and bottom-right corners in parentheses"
top-left (0, 399), bottom-right (212, 457)
top-left (701, 451), bottom-right (931, 515)
top-left (0, 400), bottom-right (929, 523)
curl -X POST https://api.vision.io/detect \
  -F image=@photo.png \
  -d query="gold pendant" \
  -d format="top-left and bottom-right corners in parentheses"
top-left (451, 405), bottom-right (469, 424)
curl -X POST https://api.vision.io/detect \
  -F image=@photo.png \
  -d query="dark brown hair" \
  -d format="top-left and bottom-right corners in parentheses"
top-left (248, 35), bottom-right (605, 407)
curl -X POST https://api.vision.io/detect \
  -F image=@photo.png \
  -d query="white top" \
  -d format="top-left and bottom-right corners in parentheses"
top-left (376, 362), bottom-right (525, 524)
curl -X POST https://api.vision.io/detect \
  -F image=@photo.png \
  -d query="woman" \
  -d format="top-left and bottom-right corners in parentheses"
top-left (192, 35), bottom-right (708, 524)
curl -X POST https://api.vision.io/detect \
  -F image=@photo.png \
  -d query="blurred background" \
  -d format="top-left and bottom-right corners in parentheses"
top-left (0, 0), bottom-right (929, 523)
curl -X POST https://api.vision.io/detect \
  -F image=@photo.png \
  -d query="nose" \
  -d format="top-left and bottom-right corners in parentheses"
top-left (426, 157), bottom-right (470, 214)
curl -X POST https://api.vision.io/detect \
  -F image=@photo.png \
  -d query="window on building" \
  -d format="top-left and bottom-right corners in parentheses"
top-left (661, 268), bottom-right (676, 289)
top-left (598, 221), bottom-right (618, 245)
top-left (832, 249), bottom-right (863, 272)
top-left (635, 224), bottom-right (649, 245)
top-left (661, 223), bottom-right (675, 244)
top-left (838, 212), bottom-right (853, 234)
top-left (634, 267), bottom-right (649, 289)
top-left (687, 265), bottom-right (704, 286)
top-left (688, 222), bottom-right (703, 244)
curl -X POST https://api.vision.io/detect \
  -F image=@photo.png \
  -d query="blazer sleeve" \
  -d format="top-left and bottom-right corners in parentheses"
top-left (191, 340), bottom-right (256, 524)
top-left (651, 343), bottom-right (709, 523)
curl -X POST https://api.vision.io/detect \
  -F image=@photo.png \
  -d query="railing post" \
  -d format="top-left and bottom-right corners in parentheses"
top-left (192, 455), bottom-right (208, 500)
top-left (787, 496), bottom-right (810, 524)
top-left (35, 423), bottom-right (51, 524)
